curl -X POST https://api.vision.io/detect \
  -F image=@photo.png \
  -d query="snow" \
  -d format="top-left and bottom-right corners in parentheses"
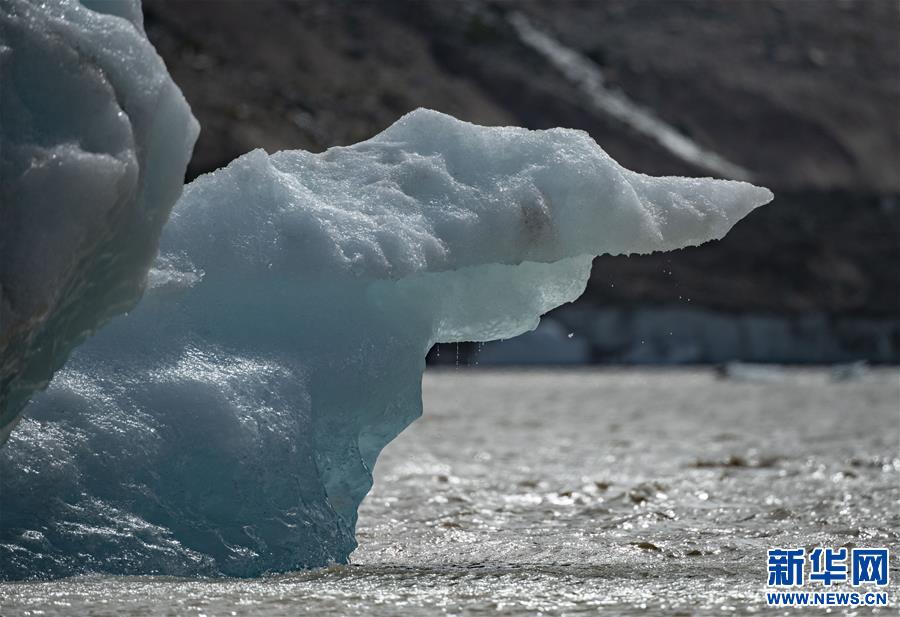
top-left (0, 0), bottom-right (198, 442)
top-left (0, 105), bottom-right (770, 578)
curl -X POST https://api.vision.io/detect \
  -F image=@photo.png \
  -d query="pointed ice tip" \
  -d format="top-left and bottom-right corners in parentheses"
top-left (723, 179), bottom-right (775, 222)
top-left (701, 178), bottom-right (774, 243)
top-left (754, 184), bottom-right (776, 207)
top-left (623, 172), bottom-right (774, 252)
top-left (694, 177), bottom-right (775, 245)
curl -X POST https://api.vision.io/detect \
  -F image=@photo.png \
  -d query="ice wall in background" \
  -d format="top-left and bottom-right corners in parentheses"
top-left (0, 109), bottom-right (771, 578)
top-left (0, 0), bottom-right (198, 442)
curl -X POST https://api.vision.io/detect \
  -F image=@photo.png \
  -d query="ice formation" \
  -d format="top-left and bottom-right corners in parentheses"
top-left (0, 106), bottom-right (772, 578)
top-left (0, 0), bottom-right (198, 442)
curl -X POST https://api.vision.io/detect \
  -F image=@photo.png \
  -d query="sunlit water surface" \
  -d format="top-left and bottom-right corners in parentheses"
top-left (2, 368), bottom-right (898, 615)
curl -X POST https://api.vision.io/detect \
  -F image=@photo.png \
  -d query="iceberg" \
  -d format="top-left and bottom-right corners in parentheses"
top-left (0, 106), bottom-right (772, 579)
top-left (0, 0), bottom-right (198, 442)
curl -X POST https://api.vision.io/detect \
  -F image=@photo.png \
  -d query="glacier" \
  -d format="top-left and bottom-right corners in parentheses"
top-left (0, 0), bottom-right (199, 443)
top-left (0, 105), bottom-right (772, 578)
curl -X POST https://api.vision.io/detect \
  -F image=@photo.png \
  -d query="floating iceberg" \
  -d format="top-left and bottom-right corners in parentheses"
top-left (0, 105), bottom-right (772, 578)
top-left (0, 0), bottom-right (199, 443)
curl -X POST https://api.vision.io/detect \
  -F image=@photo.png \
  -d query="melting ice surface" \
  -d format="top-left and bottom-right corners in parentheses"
top-left (0, 0), bottom-right (198, 442)
top-left (0, 108), bottom-right (772, 579)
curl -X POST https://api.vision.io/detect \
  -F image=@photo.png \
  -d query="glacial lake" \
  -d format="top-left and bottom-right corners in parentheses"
top-left (2, 368), bottom-right (897, 616)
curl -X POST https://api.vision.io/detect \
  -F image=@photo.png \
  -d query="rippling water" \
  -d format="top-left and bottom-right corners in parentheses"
top-left (2, 368), bottom-right (898, 615)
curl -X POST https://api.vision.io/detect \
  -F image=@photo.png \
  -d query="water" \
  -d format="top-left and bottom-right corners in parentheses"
top-left (2, 368), bottom-right (897, 615)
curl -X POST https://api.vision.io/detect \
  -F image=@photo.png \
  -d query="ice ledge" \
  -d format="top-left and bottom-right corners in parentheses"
top-left (169, 108), bottom-right (772, 282)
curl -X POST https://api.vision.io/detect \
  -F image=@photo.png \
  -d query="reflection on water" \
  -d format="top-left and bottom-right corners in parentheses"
top-left (2, 368), bottom-right (898, 615)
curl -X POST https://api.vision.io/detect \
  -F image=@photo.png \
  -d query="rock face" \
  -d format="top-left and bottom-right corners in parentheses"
top-left (0, 0), bottom-right (198, 441)
top-left (143, 0), bottom-right (900, 194)
top-left (0, 110), bottom-right (770, 579)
